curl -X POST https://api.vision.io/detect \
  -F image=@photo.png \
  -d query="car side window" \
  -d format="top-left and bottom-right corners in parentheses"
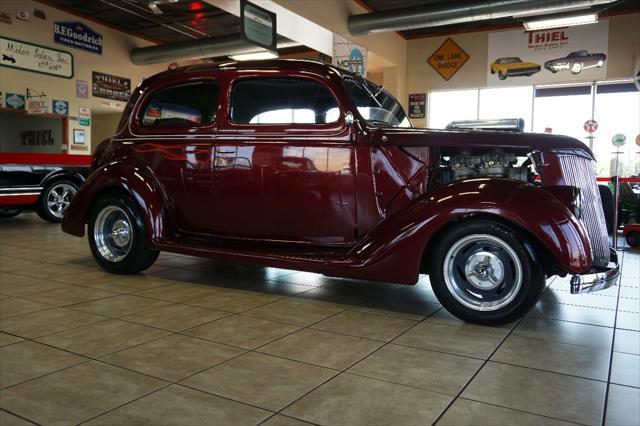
top-left (230, 78), bottom-right (339, 125)
top-left (140, 81), bottom-right (219, 127)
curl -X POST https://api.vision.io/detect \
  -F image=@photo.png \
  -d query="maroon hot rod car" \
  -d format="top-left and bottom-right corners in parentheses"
top-left (62, 60), bottom-right (618, 324)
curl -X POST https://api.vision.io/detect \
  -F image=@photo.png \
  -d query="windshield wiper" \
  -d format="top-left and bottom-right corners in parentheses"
top-left (352, 73), bottom-right (383, 108)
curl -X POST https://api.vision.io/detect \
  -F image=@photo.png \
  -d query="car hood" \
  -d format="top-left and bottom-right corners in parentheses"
top-left (369, 127), bottom-right (595, 159)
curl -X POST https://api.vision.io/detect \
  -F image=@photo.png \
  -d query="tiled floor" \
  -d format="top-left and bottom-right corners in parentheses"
top-left (0, 213), bottom-right (638, 426)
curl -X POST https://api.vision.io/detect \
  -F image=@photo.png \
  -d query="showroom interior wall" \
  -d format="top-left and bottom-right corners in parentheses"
top-left (405, 13), bottom-right (640, 128)
top-left (0, 0), bottom-right (168, 154)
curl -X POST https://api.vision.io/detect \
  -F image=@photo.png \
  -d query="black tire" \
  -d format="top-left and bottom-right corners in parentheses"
top-left (0, 208), bottom-right (21, 218)
top-left (428, 220), bottom-right (545, 325)
top-left (88, 195), bottom-right (159, 274)
top-left (599, 185), bottom-right (614, 233)
top-left (498, 71), bottom-right (506, 80)
top-left (627, 231), bottom-right (640, 248)
top-left (37, 179), bottom-right (79, 223)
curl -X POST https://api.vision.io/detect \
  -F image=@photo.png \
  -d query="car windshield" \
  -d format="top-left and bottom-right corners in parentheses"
top-left (342, 77), bottom-right (411, 128)
top-left (501, 57), bottom-right (521, 63)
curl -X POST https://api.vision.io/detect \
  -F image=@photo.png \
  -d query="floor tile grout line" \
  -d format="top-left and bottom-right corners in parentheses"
top-left (0, 407), bottom-right (42, 426)
top-left (266, 305), bottom-right (447, 422)
top-left (601, 250), bottom-right (625, 426)
top-left (431, 314), bottom-right (525, 425)
top-left (455, 396), bottom-right (585, 426)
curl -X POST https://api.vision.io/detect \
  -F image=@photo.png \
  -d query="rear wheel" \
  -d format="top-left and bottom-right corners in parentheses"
top-left (429, 220), bottom-right (545, 325)
top-left (599, 185), bottom-right (614, 233)
top-left (88, 195), bottom-right (159, 274)
top-left (37, 180), bottom-right (78, 222)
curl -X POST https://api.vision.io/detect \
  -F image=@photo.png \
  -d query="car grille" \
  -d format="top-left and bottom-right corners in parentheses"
top-left (557, 155), bottom-right (610, 267)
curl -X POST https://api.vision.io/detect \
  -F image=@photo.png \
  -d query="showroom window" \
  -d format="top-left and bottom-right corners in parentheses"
top-left (428, 89), bottom-right (478, 129)
top-left (140, 81), bottom-right (219, 127)
top-left (230, 78), bottom-right (339, 125)
top-left (427, 80), bottom-right (639, 176)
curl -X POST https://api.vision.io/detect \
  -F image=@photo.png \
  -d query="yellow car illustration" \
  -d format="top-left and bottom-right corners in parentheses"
top-left (491, 57), bottom-right (541, 80)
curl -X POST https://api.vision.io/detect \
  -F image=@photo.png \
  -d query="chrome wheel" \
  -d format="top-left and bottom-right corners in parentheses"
top-left (46, 182), bottom-right (77, 219)
top-left (571, 63), bottom-right (583, 74)
top-left (443, 234), bottom-right (523, 312)
top-left (93, 206), bottom-right (133, 262)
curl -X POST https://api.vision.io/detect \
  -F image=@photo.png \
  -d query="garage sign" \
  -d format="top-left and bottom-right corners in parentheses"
top-left (584, 119), bottom-right (598, 134)
top-left (0, 36), bottom-right (73, 78)
top-left (427, 38), bottom-right (469, 81)
top-left (54, 21), bottom-right (103, 55)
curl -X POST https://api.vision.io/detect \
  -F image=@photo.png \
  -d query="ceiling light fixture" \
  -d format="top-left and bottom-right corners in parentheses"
top-left (523, 12), bottom-right (598, 31)
top-left (229, 51), bottom-right (279, 61)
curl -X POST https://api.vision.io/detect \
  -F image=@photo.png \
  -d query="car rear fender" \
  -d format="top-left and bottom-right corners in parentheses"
top-left (335, 178), bottom-right (592, 284)
top-left (61, 161), bottom-right (169, 248)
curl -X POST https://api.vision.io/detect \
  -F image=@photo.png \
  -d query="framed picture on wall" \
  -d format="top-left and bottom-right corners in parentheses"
top-left (73, 128), bottom-right (85, 145)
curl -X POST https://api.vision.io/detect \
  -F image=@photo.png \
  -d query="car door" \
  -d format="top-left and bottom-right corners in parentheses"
top-left (129, 78), bottom-right (220, 235)
top-left (211, 74), bottom-right (357, 246)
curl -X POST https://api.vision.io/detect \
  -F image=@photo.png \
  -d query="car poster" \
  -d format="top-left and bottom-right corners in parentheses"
top-left (487, 20), bottom-right (608, 86)
top-left (92, 71), bottom-right (131, 102)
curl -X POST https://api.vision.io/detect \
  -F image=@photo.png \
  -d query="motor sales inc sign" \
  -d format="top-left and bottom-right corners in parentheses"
top-left (54, 21), bottom-right (102, 54)
top-left (487, 20), bottom-right (608, 86)
top-left (1, 36), bottom-right (73, 78)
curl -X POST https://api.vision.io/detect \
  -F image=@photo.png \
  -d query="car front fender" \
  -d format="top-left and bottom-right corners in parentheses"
top-left (333, 178), bottom-right (592, 284)
top-left (61, 161), bottom-right (170, 247)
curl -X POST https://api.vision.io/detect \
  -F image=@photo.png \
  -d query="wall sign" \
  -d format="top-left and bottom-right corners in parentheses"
top-left (428, 38), bottom-right (469, 81)
top-left (16, 10), bottom-right (30, 22)
top-left (33, 9), bottom-right (46, 20)
top-left (26, 97), bottom-right (50, 114)
top-left (5, 93), bottom-right (25, 110)
top-left (54, 21), bottom-right (103, 54)
top-left (240, 0), bottom-right (277, 53)
top-left (73, 129), bottom-right (86, 145)
top-left (0, 11), bottom-right (12, 25)
top-left (20, 130), bottom-right (54, 146)
top-left (487, 20), bottom-right (608, 86)
top-left (333, 34), bottom-right (367, 77)
top-left (0, 36), bottom-right (73, 78)
top-left (612, 133), bottom-right (627, 147)
top-left (78, 106), bottom-right (91, 126)
top-left (52, 99), bottom-right (69, 116)
top-left (76, 79), bottom-right (88, 98)
top-left (92, 71), bottom-right (130, 102)
top-left (408, 93), bottom-right (426, 119)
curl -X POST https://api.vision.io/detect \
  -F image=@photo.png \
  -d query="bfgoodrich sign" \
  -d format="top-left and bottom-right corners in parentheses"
top-left (54, 21), bottom-right (102, 54)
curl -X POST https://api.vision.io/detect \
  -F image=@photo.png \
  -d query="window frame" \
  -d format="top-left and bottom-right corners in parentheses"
top-left (130, 77), bottom-right (220, 137)
top-left (223, 73), bottom-right (346, 134)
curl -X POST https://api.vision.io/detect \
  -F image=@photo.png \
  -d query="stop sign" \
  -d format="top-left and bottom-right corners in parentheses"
top-left (584, 119), bottom-right (598, 134)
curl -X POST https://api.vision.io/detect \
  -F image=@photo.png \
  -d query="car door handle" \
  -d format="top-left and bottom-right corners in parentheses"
top-left (216, 148), bottom-right (235, 154)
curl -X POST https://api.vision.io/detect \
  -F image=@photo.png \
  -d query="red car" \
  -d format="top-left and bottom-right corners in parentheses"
top-left (62, 60), bottom-right (618, 324)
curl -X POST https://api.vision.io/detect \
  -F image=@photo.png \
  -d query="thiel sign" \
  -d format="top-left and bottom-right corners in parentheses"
top-left (54, 21), bottom-right (102, 54)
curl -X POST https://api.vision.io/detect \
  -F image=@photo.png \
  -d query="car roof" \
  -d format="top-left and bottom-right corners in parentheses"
top-left (151, 59), bottom-right (352, 81)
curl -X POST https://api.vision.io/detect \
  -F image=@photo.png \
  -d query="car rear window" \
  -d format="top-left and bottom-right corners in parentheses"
top-left (230, 78), bottom-right (339, 125)
top-left (140, 81), bottom-right (219, 127)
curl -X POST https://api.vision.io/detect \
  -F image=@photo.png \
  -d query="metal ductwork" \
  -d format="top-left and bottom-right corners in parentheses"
top-left (131, 34), bottom-right (300, 65)
top-left (348, 0), bottom-right (617, 35)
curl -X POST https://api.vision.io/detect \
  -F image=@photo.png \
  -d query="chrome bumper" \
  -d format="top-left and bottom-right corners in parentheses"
top-left (570, 248), bottom-right (620, 294)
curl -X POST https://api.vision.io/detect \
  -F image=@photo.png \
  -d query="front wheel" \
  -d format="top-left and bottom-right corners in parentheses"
top-left (571, 63), bottom-right (583, 74)
top-left (627, 231), bottom-right (640, 248)
top-left (88, 195), bottom-right (159, 274)
top-left (498, 71), bottom-right (507, 80)
top-left (429, 221), bottom-right (545, 325)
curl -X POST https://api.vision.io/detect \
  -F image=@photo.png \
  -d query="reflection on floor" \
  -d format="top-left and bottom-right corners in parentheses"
top-left (0, 213), bottom-right (638, 425)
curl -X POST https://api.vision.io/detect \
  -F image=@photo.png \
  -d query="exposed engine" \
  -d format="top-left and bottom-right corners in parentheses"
top-left (439, 151), bottom-right (534, 183)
